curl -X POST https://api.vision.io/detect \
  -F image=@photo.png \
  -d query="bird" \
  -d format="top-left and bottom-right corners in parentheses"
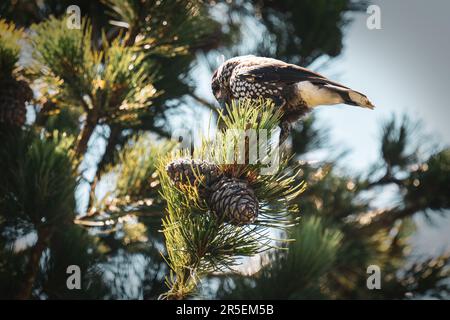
top-left (211, 55), bottom-right (375, 144)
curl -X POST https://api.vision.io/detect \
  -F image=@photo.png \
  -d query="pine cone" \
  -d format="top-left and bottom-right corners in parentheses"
top-left (166, 159), bottom-right (259, 225)
top-left (0, 79), bottom-right (33, 127)
top-left (166, 158), bottom-right (222, 187)
top-left (208, 177), bottom-right (258, 225)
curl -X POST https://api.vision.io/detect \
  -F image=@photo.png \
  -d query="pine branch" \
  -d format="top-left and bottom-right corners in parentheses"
top-left (354, 206), bottom-right (420, 234)
top-left (0, 131), bottom-right (77, 299)
top-left (159, 99), bottom-right (304, 299)
top-left (379, 254), bottom-right (450, 299)
top-left (75, 112), bottom-right (99, 158)
top-left (189, 92), bottom-right (219, 115)
top-left (0, 19), bottom-right (24, 79)
top-left (104, 0), bottom-right (220, 56)
top-left (366, 173), bottom-right (404, 188)
top-left (15, 227), bottom-right (52, 299)
top-left (77, 134), bottom-right (171, 228)
top-left (30, 17), bottom-right (160, 160)
top-left (217, 216), bottom-right (343, 299)
top-left (88, 124), bottom-right (121, 207)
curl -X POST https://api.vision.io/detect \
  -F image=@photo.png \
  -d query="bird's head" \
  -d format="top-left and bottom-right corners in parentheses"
top-left (211, 69), bottom-right (224, 102)
top-left (211, 57), bottom-right (246, 108)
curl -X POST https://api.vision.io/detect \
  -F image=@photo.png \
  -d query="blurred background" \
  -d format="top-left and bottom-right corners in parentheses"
top-left (0, 0), bottom-right (449, 299)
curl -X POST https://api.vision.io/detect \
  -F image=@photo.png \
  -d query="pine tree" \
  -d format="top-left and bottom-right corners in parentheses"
top-left (1, 0), bottom-right (225, 299)
top-left (1, 0), bottom-right (449, 300)
top-left (0, 20), bottom-right (33, 127)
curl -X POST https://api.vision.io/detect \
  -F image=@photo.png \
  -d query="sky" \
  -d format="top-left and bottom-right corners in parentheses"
top-left (316, 0), bottom-right (450, 171)
top-left (311, 0), bottom-right (450, 254)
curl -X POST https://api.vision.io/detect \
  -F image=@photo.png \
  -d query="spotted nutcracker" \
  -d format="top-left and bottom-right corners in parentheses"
top-left (211, 55), bottom-right (375, 143)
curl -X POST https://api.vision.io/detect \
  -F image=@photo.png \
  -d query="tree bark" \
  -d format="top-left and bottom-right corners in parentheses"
top-left (88, 124), bottom-right (121, 207)
top-left (75, 112), bottom-right (98, 158)
top-left (16, 227), bottom-right (52, 300)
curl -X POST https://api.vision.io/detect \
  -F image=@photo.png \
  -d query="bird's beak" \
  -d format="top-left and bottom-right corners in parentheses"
top-left (218, 98), bottom-right (226, 109)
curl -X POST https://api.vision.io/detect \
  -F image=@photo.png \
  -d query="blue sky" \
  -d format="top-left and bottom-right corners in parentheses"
top-left (312, 0), bottom-right (450, 254)
top-left (315, 0), bottom-right (450, 172)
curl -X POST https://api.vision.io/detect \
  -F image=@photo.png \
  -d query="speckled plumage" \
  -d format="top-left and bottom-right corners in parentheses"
top-left (211, 55), bottom-right (374, 143)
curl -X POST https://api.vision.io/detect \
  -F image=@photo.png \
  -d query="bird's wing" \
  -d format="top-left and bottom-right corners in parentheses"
top-left (237, 62), bottom-right (351, 89)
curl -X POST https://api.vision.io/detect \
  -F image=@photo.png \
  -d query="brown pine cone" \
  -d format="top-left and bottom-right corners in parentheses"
top-left (166, 158), bottom-right (222, 187)
top-left (208, 177), bottom-right (259, 225)
top-left (0, 79), bottom-right (33, 127)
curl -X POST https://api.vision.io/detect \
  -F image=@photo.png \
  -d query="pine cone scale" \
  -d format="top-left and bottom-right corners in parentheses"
top-left (208, 177), bottom-right (258, 225)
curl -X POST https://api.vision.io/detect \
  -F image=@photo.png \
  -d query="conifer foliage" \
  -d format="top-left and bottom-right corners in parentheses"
top-left (0, 0), bottom-right (449, 300)
top-left (159, 100), bottom-right (304, 298)
top-left (0, 20), bottom-right (33, 127)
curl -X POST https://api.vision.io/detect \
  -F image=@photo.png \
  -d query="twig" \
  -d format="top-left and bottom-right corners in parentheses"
top-left (189, 92), bottom-right (219, 115)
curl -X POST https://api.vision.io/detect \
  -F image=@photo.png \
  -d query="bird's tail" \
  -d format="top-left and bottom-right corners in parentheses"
top-left (324, 84), bottom-right (375, 109)
top-left (297, 81), bottom-right (375, 109)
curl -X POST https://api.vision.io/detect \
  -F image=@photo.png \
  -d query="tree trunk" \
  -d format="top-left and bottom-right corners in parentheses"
top-left (16, 227), bottom-right (52, 300)
top-left (88, 124), bottom-right (121, 207)
top-left (75, 112), bottom-right (98, 158)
